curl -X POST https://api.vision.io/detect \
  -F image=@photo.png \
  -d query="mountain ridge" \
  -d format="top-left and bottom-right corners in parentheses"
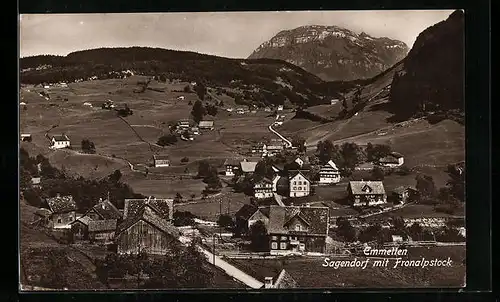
top-left (248, 25), bottom-right (409, 81)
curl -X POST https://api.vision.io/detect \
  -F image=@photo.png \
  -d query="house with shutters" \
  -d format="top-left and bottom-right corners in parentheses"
top-left (319, 160), bottom-right (341, 184)
top-left (347, 181), bottom-right (387, 207)
top-left (49, 134), bottom-right (70, 149)
top-left (267, 205), bottom-right (330, 255)
top-left (45, 194), bottom-right (77, 229)
top-left (116, 197), bottom-right (178, 255)
top-left (254, 178), bottom-right (273, 199)
top-left (289, 171), bottom-right (311, 197)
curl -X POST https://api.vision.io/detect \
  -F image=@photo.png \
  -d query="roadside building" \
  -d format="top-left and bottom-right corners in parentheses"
top-left (266, 205), bottom-right (330, 255)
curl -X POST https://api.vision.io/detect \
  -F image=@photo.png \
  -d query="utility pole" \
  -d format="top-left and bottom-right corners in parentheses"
top-left (219, 199), bottom-right (222, 240)
top-left (212, 234), bottom-right (216, 265)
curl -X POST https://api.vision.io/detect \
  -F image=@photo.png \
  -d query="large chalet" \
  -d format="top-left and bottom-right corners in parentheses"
top-left (267, 205), bottom-right (330, 255)
top-left (347, 181), bottom-right (387, 207)
top-left (318, 160), bottom-right (341, 184)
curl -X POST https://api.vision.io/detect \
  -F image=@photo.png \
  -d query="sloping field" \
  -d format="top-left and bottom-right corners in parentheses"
top-left (47, 149), bottom-right (128, 179)
top-left (332, 119), bottom-right (465, 167)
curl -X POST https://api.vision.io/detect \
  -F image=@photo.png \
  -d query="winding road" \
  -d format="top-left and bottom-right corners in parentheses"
top-left (268, 124), bottom-right (293, 148)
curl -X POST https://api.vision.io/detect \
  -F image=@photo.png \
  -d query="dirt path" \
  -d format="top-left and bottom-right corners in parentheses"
top-left (198, 245), bottom-right (263, 289)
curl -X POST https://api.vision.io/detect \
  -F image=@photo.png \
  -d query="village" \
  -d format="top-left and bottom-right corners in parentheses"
top-left (19, 75), bottom-right (466, 289)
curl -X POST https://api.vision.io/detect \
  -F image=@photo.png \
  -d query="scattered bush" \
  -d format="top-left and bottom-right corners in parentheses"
top-left (157, 134), bottom-right (178, 146)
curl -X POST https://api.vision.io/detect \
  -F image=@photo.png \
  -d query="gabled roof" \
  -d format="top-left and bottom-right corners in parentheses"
top-left (116, 207), bottom-right (180, 237)
top-left (392, 186), bottom-right (417, 194)
top-left (379, 155), bottom-right (400, 164)
top-left (153, 155), bottom-right (170, 161)
top-left (255, 177), bottom-right (273, 185)
top-left (124, 197), bottom-right (174, 220)
top-left (289, 171), bottom-right (311, 183)
top-left (235, 204), bottom-right (258, 220)
top-left (71, 216), bottom-right (92, 226)
top-left (35, 208), bottom-right (52, 218)
top-left (321, 160), bottom-right (339, 171)
top-left (51, 135), bottom-right (70, 142)
top-left (87, 199), bottom-right (122, 220)
top-left (46, 195), bottom-right (76, 214)
top-left (88, 219), bottom-right (117, 232)
top-left (355, 162), bottom-right (375, 170)
top-left (349, 181), bottom-right (386, 195)
top-left (240, 161), bottom-right (258, 173)
top-left (272, 163), bottom-right (285, 172)
top-left (390, 152), bottom-right (404, 158)
top-left (267, 205), bottom-right (329, 236)
top-left (199, 120), bottom-right (214, 127)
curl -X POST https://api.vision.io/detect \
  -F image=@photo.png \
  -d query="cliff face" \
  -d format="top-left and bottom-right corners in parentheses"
top-left (248, 25), bottom-right (408, 81)
top-left (389, 10), bottom-right (465, 120)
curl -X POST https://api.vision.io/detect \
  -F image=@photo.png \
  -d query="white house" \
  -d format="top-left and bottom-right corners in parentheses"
top-left (50, 135), bottom-right (70, 149)
top-left (331, 99), bottom-right (339, 105)
top-left (20, 134), bottom-right (32, 142)
top-left (379, 152), bottom-right (404, 168)
top-left (277, 105), bottom-right (284, 111)
top-left (319, 160), bottom-right (341, 184)
top-left (254, 178), bottom-right (274, 199)
top-left (289, 171), bottom-right (310, 197)
top-left (153, 155), bottom-right (170, 167)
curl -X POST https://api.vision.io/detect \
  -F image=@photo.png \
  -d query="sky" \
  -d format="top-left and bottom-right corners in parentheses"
top-left (19, 10), bottom-right (455, 59)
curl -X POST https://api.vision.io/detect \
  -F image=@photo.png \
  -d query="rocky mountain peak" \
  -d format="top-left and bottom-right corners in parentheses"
top-left (249, 25), bottom-right (409, 81)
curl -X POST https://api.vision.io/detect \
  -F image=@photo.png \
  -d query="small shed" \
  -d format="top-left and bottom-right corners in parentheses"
top-left (88, 219), bottom-right (117, 244)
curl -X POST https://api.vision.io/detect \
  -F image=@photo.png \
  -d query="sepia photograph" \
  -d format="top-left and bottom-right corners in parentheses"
top-left (19, 10), bottom-right (465, 290)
